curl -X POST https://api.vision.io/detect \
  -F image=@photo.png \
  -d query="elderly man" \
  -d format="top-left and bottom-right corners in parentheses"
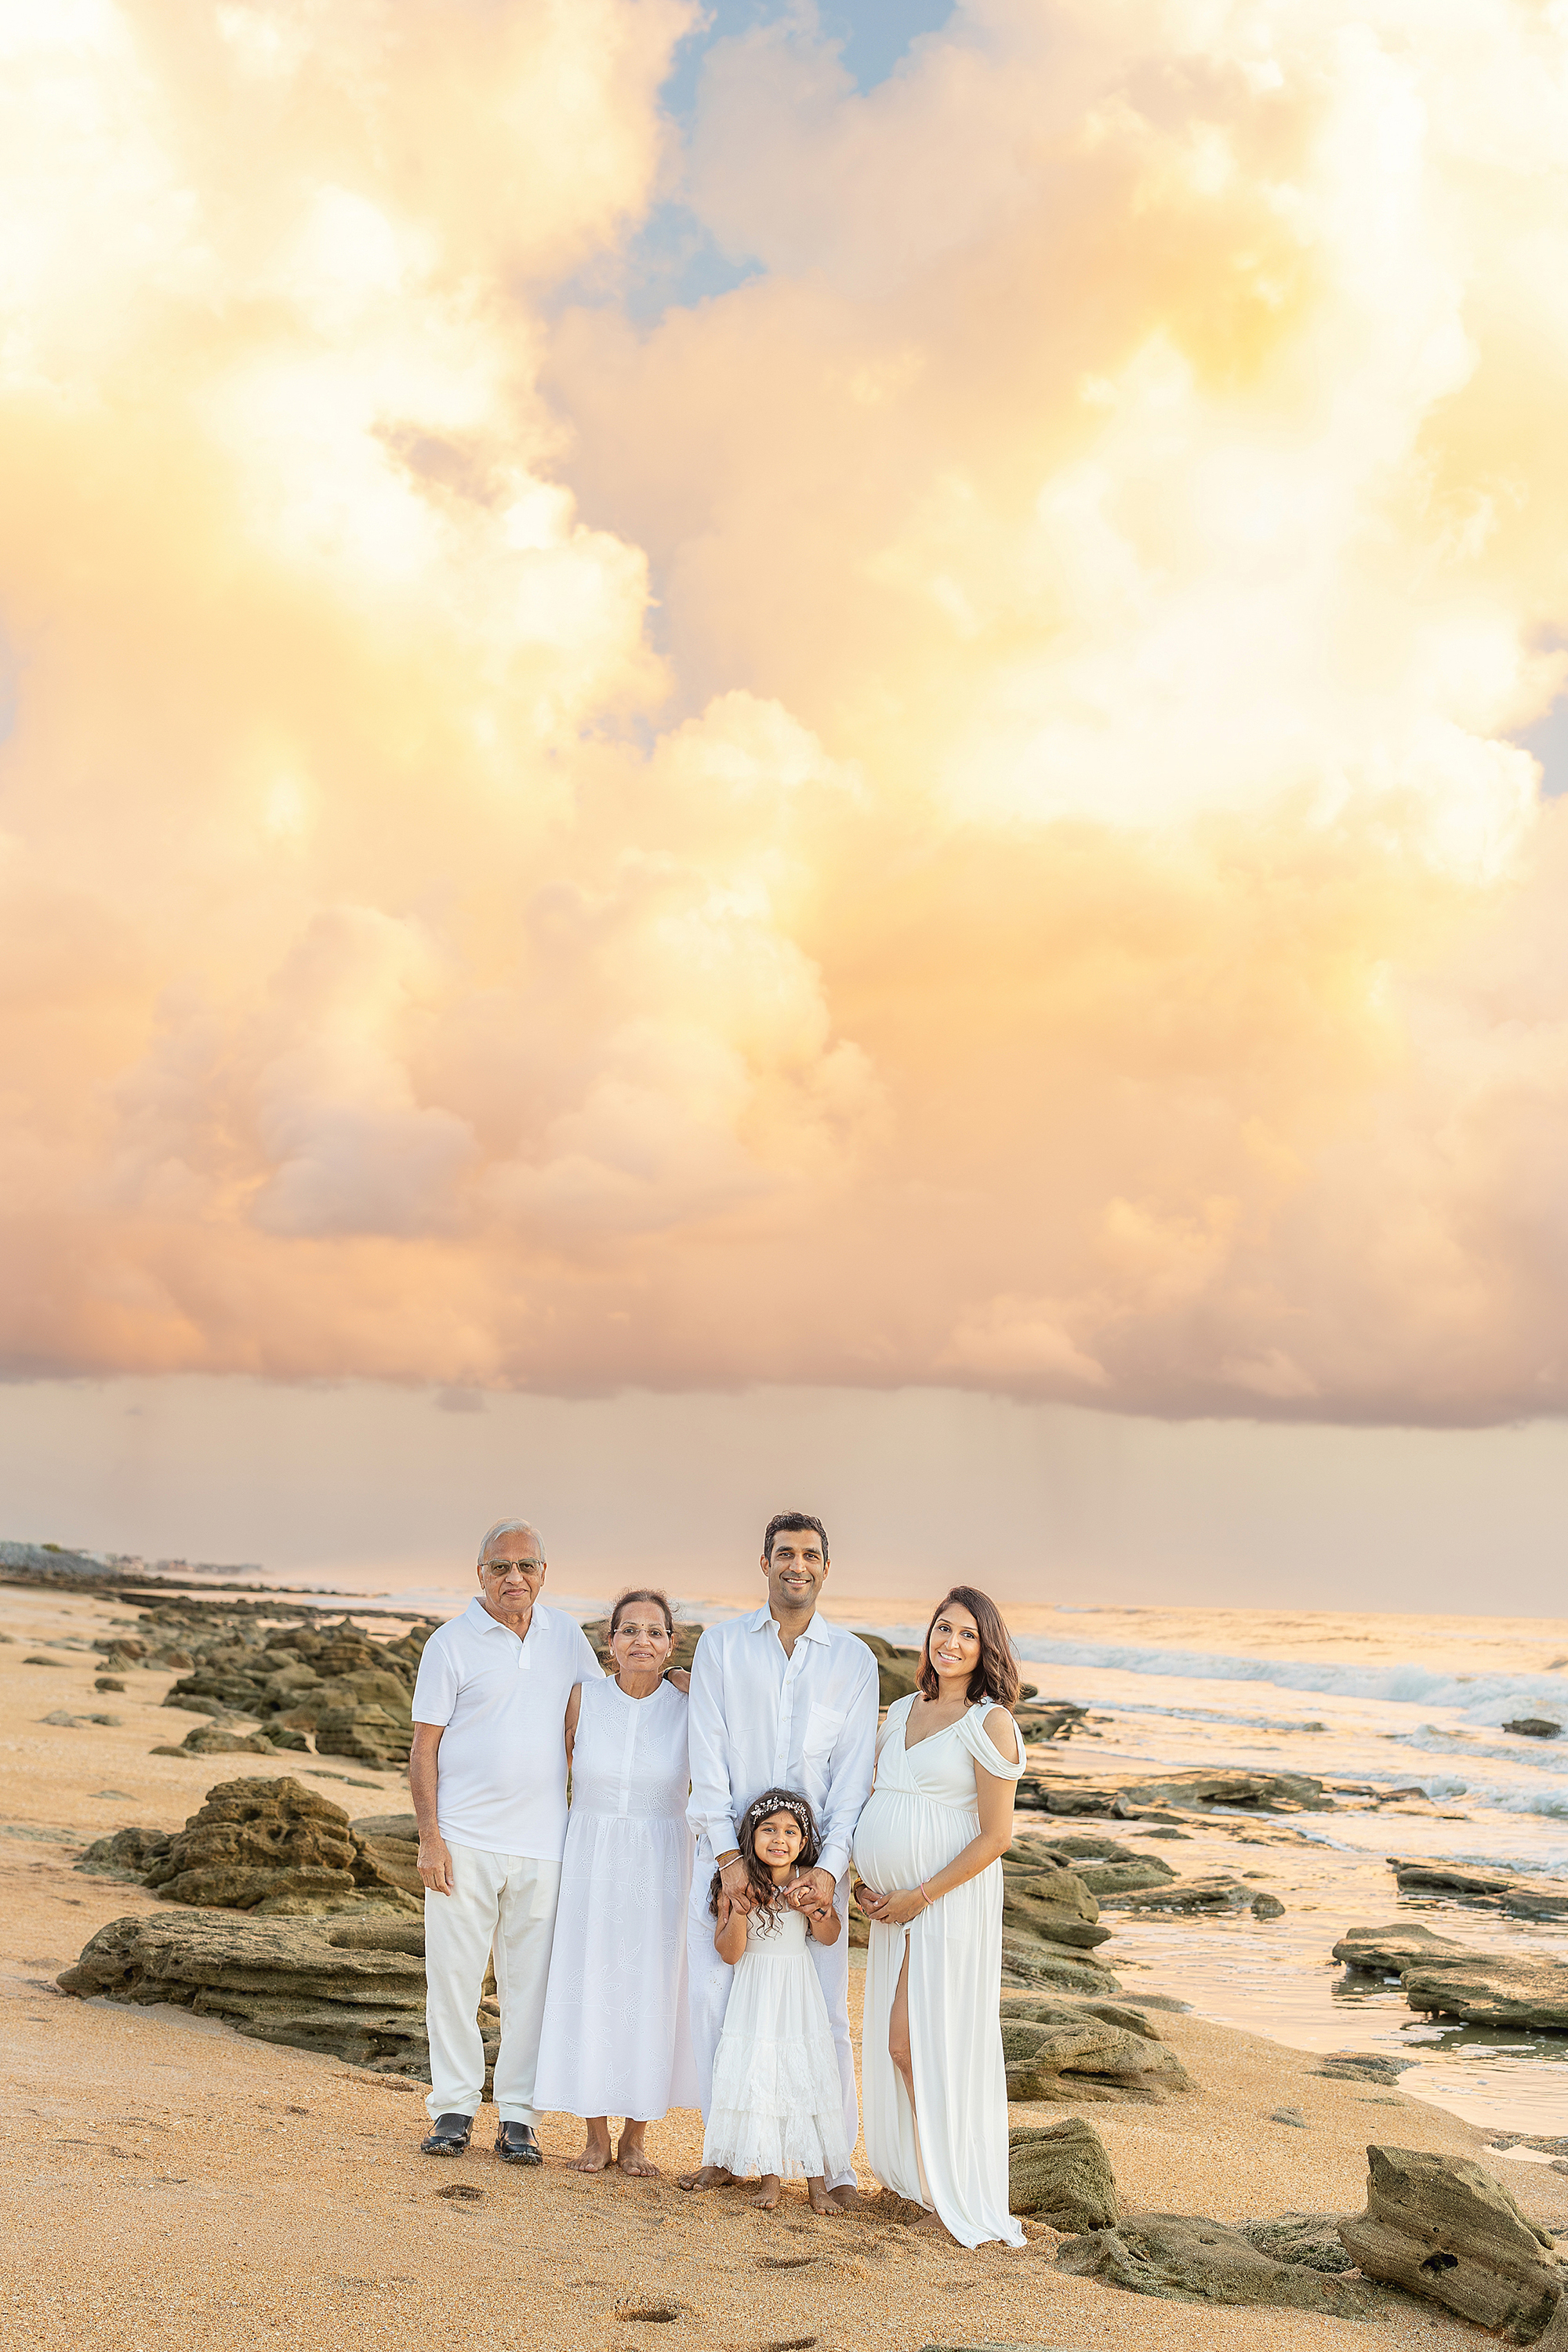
top-left (409, 1518), bottom-right (601, 2164)
top-left (681, 1511), bottom-right (878, 2205)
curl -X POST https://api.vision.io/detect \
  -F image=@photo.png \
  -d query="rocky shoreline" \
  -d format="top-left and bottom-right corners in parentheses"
top-left (9, 1572), bottom-right (1568, 2350)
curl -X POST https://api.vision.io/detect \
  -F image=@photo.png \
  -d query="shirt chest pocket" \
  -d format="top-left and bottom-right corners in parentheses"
top-left (802, 1700), bottom-right (844, 1766)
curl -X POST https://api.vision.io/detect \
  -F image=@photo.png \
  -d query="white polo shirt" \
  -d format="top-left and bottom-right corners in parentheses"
top-left (412, 1597), bottom-right (601, 1860)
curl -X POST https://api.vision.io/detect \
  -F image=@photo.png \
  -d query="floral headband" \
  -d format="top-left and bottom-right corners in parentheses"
top-left (742, 1791), bottom-right (815, 1842)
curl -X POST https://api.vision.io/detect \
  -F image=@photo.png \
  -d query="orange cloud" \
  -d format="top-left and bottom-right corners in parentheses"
top-left (2, 0), bottom-right (1568, 1423)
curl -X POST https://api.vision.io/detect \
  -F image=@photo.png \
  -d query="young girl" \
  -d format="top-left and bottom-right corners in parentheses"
top-left (699, 1788), bottom-right (851, 2213)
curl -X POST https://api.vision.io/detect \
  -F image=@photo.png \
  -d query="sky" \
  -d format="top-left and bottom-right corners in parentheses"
top-left (4, 2), bottom-right (1568, 1605)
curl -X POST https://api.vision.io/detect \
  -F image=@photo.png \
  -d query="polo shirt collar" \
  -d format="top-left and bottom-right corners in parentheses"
top-left (465, 1594), bottom-right (540, 1663)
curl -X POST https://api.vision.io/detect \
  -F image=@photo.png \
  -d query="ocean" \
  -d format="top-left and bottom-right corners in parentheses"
top-left (183, 1567), bottom-right (1568, 2141)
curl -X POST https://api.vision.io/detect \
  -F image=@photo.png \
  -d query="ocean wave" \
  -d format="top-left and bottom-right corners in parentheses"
top-left (1008, 1633), bottom-right (1568, 1726)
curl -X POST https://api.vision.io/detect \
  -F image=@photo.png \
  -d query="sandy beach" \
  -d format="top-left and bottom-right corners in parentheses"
top-left (6, 1578), bottom-right (1567, 2352)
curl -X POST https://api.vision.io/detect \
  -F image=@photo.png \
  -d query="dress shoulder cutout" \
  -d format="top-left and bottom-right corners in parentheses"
top-left (954, 1700), bottom-right (1025, 1779)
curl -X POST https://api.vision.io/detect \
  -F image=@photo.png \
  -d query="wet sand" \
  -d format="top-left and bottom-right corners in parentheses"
top-left (5, 1580), bottom-right (1567, 2352)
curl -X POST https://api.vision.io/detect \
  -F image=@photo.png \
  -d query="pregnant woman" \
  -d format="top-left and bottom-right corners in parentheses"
top-left (534, 1588), bottom-right (697, 2174)
top-left (852, 1584), bottom-right (1025, 2248)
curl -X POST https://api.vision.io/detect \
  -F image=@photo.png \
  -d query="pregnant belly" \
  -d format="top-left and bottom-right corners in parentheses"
top-left (853, 1788), bottom-right (969, 1890)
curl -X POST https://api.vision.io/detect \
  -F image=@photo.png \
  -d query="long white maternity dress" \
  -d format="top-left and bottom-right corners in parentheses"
top-left (852, 1695), bottom-right (1026, 2249)
top-left (534, 1675), bottom-right (697, 2122)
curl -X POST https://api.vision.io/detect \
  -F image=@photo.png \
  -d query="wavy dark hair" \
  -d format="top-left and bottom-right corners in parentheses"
top-left (918, 1585), bottom-right (1020, 1709)
top-left (608, 1587), bottom-right (674, 1640)
top-left (761, 1510), bottom-right (829, 1562)
top-left (708, 1787), bottom-right (822, 1928)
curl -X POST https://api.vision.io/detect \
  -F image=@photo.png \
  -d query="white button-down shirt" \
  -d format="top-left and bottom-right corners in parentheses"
top-left (686, 1604), bottom-right (878, 1883)
top-left (411, 1597), bottom-right (601, 1860)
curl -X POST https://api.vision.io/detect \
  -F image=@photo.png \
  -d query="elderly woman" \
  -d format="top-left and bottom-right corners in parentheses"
top-left (533, 1588), bottom-right (697, 2174)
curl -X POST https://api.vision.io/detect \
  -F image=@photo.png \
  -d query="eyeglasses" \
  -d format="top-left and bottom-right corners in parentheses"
top-left (481, 1557), bottom-right (544, 1574)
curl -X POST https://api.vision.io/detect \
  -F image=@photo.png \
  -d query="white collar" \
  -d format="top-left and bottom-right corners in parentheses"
top-left (465, 1595), bottom-right (541, 1639)
top-left (746, 1602), bottom-right (829, 1645)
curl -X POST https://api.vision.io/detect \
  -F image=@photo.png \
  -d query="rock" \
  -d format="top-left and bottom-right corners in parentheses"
top-left (349, 1813), bottom-right (423, 1896)
top-left (1388, 1860), bottom-right (1568, 1919)
top-left (1401, 1952), bottom-right (1568, 2034)
top-left (1315, 2053), bottom-right (1420, 2084)
top-left (1251, 1893), bottom-right (1286, 1919)
top-left (1001, 2001), bottom-right (1191, 2103)
top-left (1102, 1875), bottom-right (1251, 1915)
top-left (76, 1825), bottom-right (174, 1882)
top-left (1000, 1933), bottom-right (1121, 1996)
top-left (1014, 1701), bottom-right (1090, 1744)
top-left (1056, 2213), bottom-right (1380, 2314)
top-left (1270, 2106), bottom-right (1307, 2129)
top-left (314, 1703), bottom-right (413, 1769)
top-left (1003, 1833), bottom-right (1176, 1899)
top-left (1000, 1867), bottom-right (1111, 1951)
top-left (56, 1908), bottom-right (429, 2074)
top-left (153, 1614), bottom-right (433, 1752)
top-left (1008, 2118), bottom-right (1118, 2227)
top-left (1334, 1922), bottom-right (1472, 1973)
top-left (1240, 2213), bottom-right (1356, 2274)
top-left (1006, 1833), bottom-right (1124, 1866)
top-left (42, 1708), bottom-right (122, 1728)
top-left (94, 1675), bottom-right (126, 1693)
top-left (1340, 2144), bottom-right (1566, 2340)
top-left (136, 1776), bottom-right (416, 1912)
top-left (1505, 1719), bottom-right (1563, 1739)
top-left (93, 1637), bottom-right (147, 1666)
top-left (154, 1722), bottom-right (281, 1758)
top-left (1006, 1994), bottom-right (1167, 2040)
top-left (848, 1632), bottom-right (922, 1709)
top-left (1018, 1769), bottom-right (1332, 1817)
top-left (23, 1654), bottom-right (71, 1666)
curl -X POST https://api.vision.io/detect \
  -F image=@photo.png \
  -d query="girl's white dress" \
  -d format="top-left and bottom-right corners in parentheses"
top-left (533, 1675), bottom-right (697, 2122)
top-left (852, 1695), bottom-right (1026, 2249)
top-left (702, 1901), bottom-right (852, 2182)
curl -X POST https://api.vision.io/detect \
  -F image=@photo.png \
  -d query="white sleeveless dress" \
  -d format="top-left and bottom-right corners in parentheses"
top-left (852, 1696), bottom-right (1026, 2248)
top-left (702, 1901), bottom-right (851, 2182)
top-left (534, 1675), bottom-right (697, 2121)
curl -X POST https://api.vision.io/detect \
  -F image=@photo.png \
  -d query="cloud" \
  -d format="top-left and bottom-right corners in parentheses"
top-left (2, 0), bottom-right (1568, 1421)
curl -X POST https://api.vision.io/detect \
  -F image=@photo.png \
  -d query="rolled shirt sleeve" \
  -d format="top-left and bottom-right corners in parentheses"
top-left (815, 1639), bottom-right (878, 1883)
top-left (686, 1628), bottom-right (740, 1856)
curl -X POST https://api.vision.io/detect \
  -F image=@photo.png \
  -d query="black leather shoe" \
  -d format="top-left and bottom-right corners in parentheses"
top-left (420, 2111), bottom-right (473, 2156)
top-left (495, 2121), bottom-right (543, 2166)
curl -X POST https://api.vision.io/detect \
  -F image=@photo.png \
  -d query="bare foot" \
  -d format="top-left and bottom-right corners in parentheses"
top-left (568, 2127), bottom-right (612, 2173)
top-left (617, 2131), bottom-right (659, 2178)
top-left (827, 2183), bottom-right (863, 2212)
top-left (807, 2178), bottom-right (842, 2216)
top-left (677, 2164), bottom-right (735, 2193)
top-left (752, 2173), bottom-right (782, 2210)
top-left (913, 2207), bottom-right (953, 2238)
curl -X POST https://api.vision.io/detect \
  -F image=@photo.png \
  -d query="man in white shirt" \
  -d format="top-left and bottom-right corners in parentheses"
top-left (681, 1512), bottom-right (878, 2205)
top-left (410, 1517), bottom-right (601, 2164)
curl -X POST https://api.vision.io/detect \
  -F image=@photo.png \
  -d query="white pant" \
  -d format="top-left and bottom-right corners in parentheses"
top-left (424, 1844), bottom-right (561, 2125)
top-left (686, 1838), bottom-right (858, 2190)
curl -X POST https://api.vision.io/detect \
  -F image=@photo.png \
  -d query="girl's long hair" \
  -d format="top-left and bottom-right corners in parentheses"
top-left (708, 1787), bottom-right (822, 1929)
top-left (917, 1585), bottom-right (1021, 1708)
